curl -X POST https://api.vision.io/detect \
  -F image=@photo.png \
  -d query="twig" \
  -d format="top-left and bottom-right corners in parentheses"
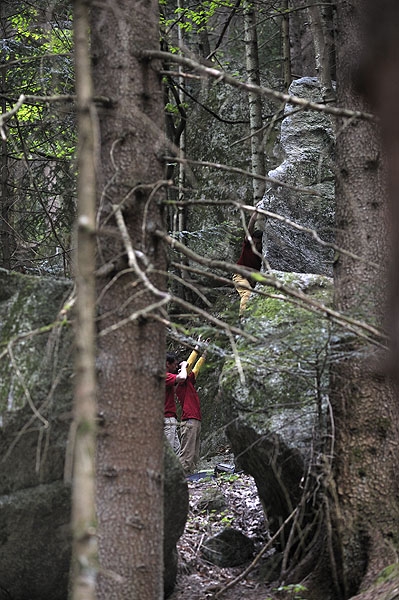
top-left (211, 508), bottom-right (299, 598)
top-left (164, 156), bottom-right (322, 197)
top-left (155, 229), bottom-right (388, 346)
top-left (142, 50), bottom-right (375, 122)
top-left (113, 204), bottom-right (171, 300)
top-left (0, 95), bottom-right (25, 139)
top-left (195, 533), bottom-right (206, 557)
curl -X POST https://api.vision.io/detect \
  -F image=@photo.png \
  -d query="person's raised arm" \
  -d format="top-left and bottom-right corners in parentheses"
top-left (192, 338), bottom-right (210, 378)
top-left (186, 334), bottom-right (203, 375)
top-left (246, 201), bottom-right (264, 238)
top-left (247, 211), bottom-right (257, 237)
top-left (175, 360), bottom-right (188, 383)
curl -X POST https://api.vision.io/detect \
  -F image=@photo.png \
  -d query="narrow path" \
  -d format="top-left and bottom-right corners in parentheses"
top-left (169, 460), bottom-right (278, 600)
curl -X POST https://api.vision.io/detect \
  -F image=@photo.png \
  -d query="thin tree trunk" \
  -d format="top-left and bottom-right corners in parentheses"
top-left (0, 6), bottom-right (12, 269)
top-left (177, 0), bottom-right (186, 235)
top-left (243, 1), bottom-right (266, 205)
top-left (0, 100), bottom-right (11, 270)
top-left (91, 1), bottom-right (167, 598)
top-left (199, 28), bottom-right (211, 59)
top-left (70, 0), bottom-right (98, 598)
top-left (281, 0), bottom-right (291, 91)
top-left (308, 1), bottom-right (335, 101)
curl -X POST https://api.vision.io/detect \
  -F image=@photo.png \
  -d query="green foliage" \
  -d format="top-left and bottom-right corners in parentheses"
top-left (161, 0), bottom-right (235, 34)
top-left (220, 510), bottom-right (234, 526)
top-left (274, 583), bottom-right (308, 599)
top-left (3, 2), bottom-right (76, 275)
top-left (375, 562), bottom-right (399, 584)
top-left (165, 101), bottom-right (188, 114)
top-left (217, 473), bottom-right (240, 484)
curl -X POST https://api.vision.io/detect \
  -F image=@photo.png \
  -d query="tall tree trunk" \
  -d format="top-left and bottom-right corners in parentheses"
top-left (307, 1), bottom-right (335, 101)
top-left (91, 1), bottom-right (168, 598)
top-left (0, 6), bottom-right (12, 270)
top-left (177, 0), bottom-right (187, 236)
top-left (70, 0), bottom-right (98, 598)
top-left (330, 1), bottom-right (399, 597)
top-left (360, 0), bottom-right (399, 377)
top-left (281, 0), bottom-right (291, 91)
top-left (289, 0), bottom-right (316, 78)
top-left (243, 1), bottom-right (266, 205)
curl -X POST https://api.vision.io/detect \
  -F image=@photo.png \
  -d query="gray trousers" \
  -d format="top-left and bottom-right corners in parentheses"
top-left (179, 419), bottom-right (201, 475)
top-left (164, 417), bottom-right (181, 454)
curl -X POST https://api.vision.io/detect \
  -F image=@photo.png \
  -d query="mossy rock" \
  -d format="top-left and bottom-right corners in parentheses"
top-left (219, 271), bottom-right (333, 456)
top-left (0, 269), bottom-right (73, 413)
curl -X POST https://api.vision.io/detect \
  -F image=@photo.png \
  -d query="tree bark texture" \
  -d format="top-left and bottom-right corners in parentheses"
top-left (281, 0), bottom-right (291, 90)
top-left (91, 2), bottom-right (167, 598)
top-left (307, 1), bottom-right (334, 100)
top-left (243, 1), bottom-right (266, 205)
top-left (0, 6), bottom-right (13, 269)
top-left (330, 1), bottom-right (399, 597)
top-left (71, 0), bottom-right (98, 598)
top-left (359, 0), bottom-right (399, 378)
top-left (288, 0), bottom-right (316, 79)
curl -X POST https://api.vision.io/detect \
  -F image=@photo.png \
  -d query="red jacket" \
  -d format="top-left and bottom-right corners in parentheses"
top-left (165, 372), bottom-right (178, 418)
top-left (237, 239), bottom-right (262, 271)
top-left (176, 372), bottom-right (201, 421)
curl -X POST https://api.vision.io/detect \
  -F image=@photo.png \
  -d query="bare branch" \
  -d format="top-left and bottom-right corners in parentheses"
top-left (156, 228), bottom-right (387, 346)
top-left (143, 50), bottom-right (375, 121)
top-left (164, 156), bottom-right (323, 196)
top-left (0, 94), bottom-right (25, 139)
top-left (169, 198), bottom-right (380, 271)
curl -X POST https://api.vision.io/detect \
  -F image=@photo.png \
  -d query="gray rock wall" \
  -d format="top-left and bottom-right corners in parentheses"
top-left (0, 269), bottom-right (73, 599)
top-left (218, 271), bottom-right (333, 545)
top-left (263, 77), bottom-right (335, 275)
top-left (0, 269), bottom-right (188, 600)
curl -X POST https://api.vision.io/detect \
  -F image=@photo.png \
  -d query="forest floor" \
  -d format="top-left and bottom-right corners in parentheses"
top-left (168, 455), bottom-right (399, 600)
top-left (168, 454), bottom-right (287, 600)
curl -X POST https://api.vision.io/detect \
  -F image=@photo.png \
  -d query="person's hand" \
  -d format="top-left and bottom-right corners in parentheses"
top-left (194, 334), bottom-right (202, 351)
top-left (179, 361), bottom-right (188, 369)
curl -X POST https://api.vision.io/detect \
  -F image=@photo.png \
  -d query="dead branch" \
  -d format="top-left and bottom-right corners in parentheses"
top-left (142, 50), bottom-right (375, 122)
top-left (155, 228), bottom-right (387, 346)
top-left (211, 508), bottom-right (299, 598)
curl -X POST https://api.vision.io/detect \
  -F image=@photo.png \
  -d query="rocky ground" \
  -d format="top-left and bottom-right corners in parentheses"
top-left (168, 456), bottom-right (398, 600)
top-left (168, 455), bottom-right (289, 600)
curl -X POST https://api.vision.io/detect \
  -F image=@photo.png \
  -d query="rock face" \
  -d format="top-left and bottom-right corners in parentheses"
top-left (170, 77), bottom-right (335, 278)
top-left (263, 77), bottom-right (335, 276)
top-left (0, 269), bottom-right (73, 600)
top-left (219, 271), bottom-right (333, 547)
top-left (0, 269), bottom-right (188, 600)
top-left (201, 528), bottom-right (255, 567)
top-left (164, 442), bottom-right (190, 598)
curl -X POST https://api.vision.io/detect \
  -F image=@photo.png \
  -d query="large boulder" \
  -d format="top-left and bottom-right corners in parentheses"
top-left (263, 77), bottom-right (335, 276)
top-left (218, 271), bottom-right (333, 543)
top-left (0, 269), bottom-right (73, 600)
top-left (164, 442), bottom-right (189, 598)
top-left (0, 269), bottom-right (188, 599)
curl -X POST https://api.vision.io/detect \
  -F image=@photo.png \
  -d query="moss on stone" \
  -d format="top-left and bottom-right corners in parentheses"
top-left (0, 269), bottom-right (73, 413)
top-left (212, 272), bottom-right (333, 454)
top-left (375, 563), bottom-right (399, 584)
